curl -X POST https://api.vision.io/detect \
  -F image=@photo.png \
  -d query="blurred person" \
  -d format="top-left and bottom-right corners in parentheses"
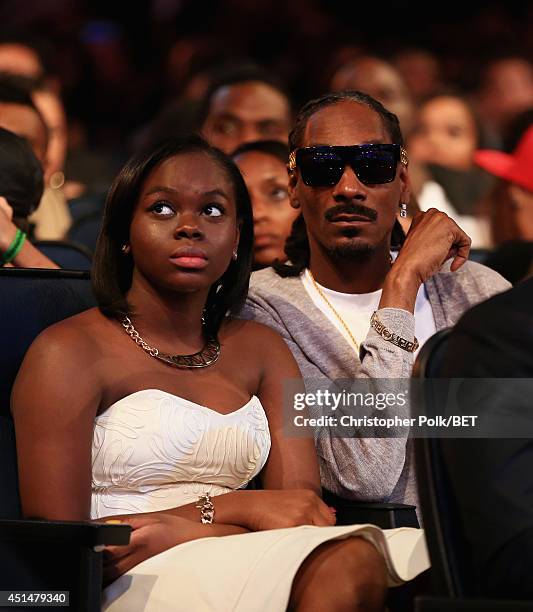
top-left (408, 93), bottom-right (493, 244)
top-left (0, 77), bottom-right (47, 161)
top-left (475, 124), bottom-right (533, 246)
top-left (232, 140), bottom-right (298, 269)
top-left (409, 94), bottom-right (480, 172)
top-left (393, 48), bottom-right (443, 104)
top-left (239, 90), bottom-right (510, 507)
top-left (475, 56), bottom-right (533, 146)
top-left (0, 75), bottom-right (71, 240)
top-left (200, 63), bottom-right (292, 154)
top-left (0, 41), bottom-right (45, 81)
top-left (330, 55), bottom-right (416, 137)
top-left (0, 126), bottom-right (57, 268)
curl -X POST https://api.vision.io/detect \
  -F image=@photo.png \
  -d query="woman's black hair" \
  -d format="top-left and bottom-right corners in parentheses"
top-left (92, 135), bottom-right (253, 337)
top-left (275, 90), bottom-right (406, 277)
top-left (231, 139), bottom-right (289, 165)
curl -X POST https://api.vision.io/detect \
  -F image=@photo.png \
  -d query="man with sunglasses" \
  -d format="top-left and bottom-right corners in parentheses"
top-left (239, 91), bottom-right (509, 508)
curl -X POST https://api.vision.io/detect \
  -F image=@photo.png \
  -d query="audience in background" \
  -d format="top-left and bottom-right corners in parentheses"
top-left (329, 55), bottom-right (416, 138)
top-left (232, 140), bottom-right (297, 269)
top-left (200, 63), bottom-right (292, 153)
top-left (474, 56), bottom-right (533, 148)
top-left (392, 48), bottom-right (443, 104)
top-left (473, 124), bottom-right (533, 283)
top-left (408, 93), bottom-right (493, 246)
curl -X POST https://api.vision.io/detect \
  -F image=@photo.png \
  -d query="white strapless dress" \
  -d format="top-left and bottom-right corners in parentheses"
top-left (92, 390), bottom-right (429, 611)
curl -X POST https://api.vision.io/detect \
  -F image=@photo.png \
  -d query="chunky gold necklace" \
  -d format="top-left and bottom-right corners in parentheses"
top-left (121, 316), bottom-right (220, 369)
top-left (307, 270), bottom-right (360, 355)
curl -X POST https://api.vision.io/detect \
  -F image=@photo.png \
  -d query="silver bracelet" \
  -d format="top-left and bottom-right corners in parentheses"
top-left (195, 493), bottom-right (215, 524)
top-left (370, 311), bottom-right (419, 353)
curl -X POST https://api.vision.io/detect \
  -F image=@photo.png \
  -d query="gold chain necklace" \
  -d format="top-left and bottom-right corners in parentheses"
top-left (121, 316), bottom-right (220, 369)
top-left (307, 270), bottom-right (360, 355)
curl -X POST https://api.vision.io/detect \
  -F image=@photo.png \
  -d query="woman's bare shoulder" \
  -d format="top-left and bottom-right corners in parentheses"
top-left (28, 307), bottom-right (114, 362)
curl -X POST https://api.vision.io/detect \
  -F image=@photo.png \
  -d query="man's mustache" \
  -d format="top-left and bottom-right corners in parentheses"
top-left (324, 203), bottom-right (377, 222)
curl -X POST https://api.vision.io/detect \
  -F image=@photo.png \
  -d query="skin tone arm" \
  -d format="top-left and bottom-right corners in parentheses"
top-left (0, 197), bottom-right (59, 269)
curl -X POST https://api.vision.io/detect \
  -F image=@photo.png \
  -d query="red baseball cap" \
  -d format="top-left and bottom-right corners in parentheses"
top-left (474, 125), bottom-right (533, 193)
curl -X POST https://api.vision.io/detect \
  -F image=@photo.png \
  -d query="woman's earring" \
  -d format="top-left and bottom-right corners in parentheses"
top-left (399, 202), bottom-right (408, 218)
top-left (121, 243), bottom-right (130, 254)
top-left (232, 249), bottom-right (238, 261)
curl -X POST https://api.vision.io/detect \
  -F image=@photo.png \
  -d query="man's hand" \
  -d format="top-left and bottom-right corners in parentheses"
top-left (398, 208), bottom-right (472, 279)
top-left (381, 208), bottom-right (472, 312)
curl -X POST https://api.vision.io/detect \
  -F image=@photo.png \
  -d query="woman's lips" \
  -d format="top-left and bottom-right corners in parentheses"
top-left (169, 248), bottom-right (208, 269)
top-left (169, 256), bottom-right (209, 269)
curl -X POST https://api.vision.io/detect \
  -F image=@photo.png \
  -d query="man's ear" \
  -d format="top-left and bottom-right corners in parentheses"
top-left (399, 164), bottom-right (411, 205)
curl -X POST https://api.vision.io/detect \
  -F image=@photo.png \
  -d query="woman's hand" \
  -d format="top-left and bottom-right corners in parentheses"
top-left (243, 489), bottom-right (336, 531)
top-left (381, 208), bottom-right (472, 312)
top-left (102, 513), bottom-right (191, 584)
top-left (102, 512), bottom-right (250, 584)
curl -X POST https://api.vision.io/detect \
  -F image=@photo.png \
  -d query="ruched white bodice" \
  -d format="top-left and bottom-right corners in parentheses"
top-left (91, 389), bottom-right (271, 519)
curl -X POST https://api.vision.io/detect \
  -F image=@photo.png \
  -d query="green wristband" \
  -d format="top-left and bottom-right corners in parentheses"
top-left (1, 229), bottom-right (26, 265)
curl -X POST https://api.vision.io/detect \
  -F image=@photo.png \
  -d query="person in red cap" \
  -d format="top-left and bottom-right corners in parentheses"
top-left (475, 124), bottom-right (533, 246)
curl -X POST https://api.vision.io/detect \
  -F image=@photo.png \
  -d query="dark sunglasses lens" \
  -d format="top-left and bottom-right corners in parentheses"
top-left (298, 150), bottom-right (344, 186)
top-left (353, 148), bottom-right (397, 184)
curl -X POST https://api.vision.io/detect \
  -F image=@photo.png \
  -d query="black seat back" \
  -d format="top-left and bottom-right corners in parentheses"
top-left (0, 268), bottom-right (96, 518)
top-left (32, 240), bottom-right (93, 270)
top-left (412, 328), bottom-right (476, 598)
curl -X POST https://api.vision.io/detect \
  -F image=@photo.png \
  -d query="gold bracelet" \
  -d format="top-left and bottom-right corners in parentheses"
top-left (370, 311), bottom-right (419, 353)
top-left (195, 493), bottom-right (215, 524)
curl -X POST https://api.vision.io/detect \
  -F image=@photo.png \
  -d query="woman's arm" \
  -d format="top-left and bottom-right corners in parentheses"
top-left (0, 197), bottom-right (59, 269)
top-left (12, 323), bottom-right (98, 520)
top-left (254, 323), bottom-right (322, 494)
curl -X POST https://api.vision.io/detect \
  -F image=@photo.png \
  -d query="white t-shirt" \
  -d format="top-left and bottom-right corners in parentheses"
top-left (301, 268), bottom-right (437, 358)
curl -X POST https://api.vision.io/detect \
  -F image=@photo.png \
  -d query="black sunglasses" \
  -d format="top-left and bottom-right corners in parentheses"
top-left (290, 144), bottom-right (408, 187)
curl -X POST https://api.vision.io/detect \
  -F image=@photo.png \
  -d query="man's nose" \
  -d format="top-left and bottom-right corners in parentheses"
top-left (331, 165), bottom-right (368, 202)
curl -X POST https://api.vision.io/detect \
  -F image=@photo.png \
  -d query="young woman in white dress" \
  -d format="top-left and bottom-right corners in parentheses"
top-left (12, 136), bottom-right (428, 611)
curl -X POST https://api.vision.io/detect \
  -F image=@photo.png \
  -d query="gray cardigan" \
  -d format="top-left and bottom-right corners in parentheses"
top-left (239, 261), bottom-right (511, 506)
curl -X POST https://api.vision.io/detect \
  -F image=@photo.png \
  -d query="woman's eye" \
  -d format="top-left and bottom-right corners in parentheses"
top-left (269, 186), bottom-right (288, 201)
top-left (150, 201), bottom-right (174, 216)
top-left (203, 204), bottom-right (224, 217)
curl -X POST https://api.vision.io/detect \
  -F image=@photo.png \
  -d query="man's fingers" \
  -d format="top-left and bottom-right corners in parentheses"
top-left (449, 230), bottom-right (471, 271)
